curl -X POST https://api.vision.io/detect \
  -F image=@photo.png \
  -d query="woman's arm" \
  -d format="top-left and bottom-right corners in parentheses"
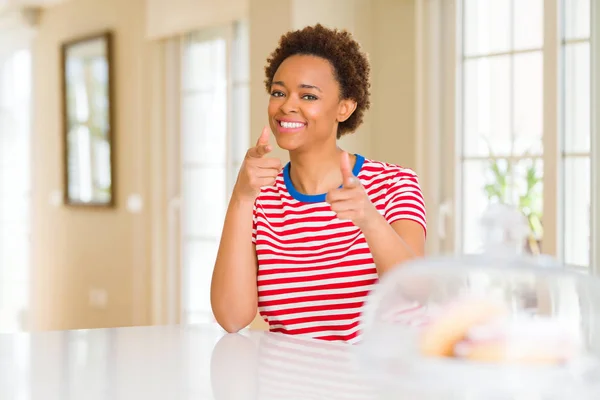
top-left (361, 165), bottom-right (427, 274)
top-left (210, 195), bottom-right (259, 332)
top-left (359, 216), bottom-right (425, 275)
top-left (211, 127), bottom-right (281, 332)
top-left (327, 152), bottom-right (427, 276)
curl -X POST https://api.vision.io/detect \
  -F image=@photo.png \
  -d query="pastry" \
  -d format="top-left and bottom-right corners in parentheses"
top-left (419, 297), bottom-right (508, 357)
top-left (453, 318), bottom-right (579, 365)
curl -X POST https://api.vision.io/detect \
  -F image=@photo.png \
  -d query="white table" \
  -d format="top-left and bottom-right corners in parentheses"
top-left (2, 323), bottom-right (600, 399)
top-left (0, 324), bottom-right (388, 400)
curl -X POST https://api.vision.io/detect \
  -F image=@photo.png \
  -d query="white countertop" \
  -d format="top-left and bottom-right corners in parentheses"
top-left (0, 323), bottom-right (384, 400)
top-left (2, 323), bottom-right (600, 399)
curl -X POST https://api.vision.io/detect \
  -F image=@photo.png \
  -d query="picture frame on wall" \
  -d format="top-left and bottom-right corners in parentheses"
top-left (61, 30), bottom-right (115, 208)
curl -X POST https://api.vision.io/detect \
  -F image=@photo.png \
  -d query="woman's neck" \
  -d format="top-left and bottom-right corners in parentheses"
top-left (288, 146), bottom-right (355, 195)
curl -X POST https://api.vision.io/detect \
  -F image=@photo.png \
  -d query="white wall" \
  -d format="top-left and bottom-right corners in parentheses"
top-left (146, 0), bottom-right (249, 39)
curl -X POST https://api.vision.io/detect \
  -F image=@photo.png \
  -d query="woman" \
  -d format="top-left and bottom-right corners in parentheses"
top-left (211, 24), bottom-right (427, 343)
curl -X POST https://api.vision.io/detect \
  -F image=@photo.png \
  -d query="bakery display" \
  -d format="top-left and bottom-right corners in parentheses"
top-left (357, 205), bottom-right (600, 398)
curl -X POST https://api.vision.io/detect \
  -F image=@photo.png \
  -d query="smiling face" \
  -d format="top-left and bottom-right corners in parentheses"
top-left (267, 55), bottom-right (357, 152)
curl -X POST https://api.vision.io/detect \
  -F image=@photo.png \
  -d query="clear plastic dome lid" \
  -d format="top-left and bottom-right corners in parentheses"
top-left (357, 204), bottom-right (600, 398)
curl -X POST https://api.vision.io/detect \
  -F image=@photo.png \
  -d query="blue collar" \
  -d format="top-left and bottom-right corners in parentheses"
top-left (283, 154), bottom-right (365, 203)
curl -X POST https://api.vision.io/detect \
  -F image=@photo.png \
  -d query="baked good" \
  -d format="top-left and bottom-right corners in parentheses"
top-left (453, 318), bottom-right (579, 365)
top-left (419, 297), bottom-right (508, 357)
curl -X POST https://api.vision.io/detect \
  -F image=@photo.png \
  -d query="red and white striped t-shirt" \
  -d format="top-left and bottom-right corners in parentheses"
top-left (252, 154), bottom-right (427, 344)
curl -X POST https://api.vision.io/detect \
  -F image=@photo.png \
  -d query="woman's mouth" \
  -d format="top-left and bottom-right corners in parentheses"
top-left (276, 119), bottom-right (307, 133)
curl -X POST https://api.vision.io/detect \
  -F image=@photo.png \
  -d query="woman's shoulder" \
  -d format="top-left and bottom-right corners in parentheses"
top-left (358, 156), bottom-right (421, 180)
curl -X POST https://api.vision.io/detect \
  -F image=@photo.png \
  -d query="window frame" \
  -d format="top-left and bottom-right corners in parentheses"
top-left (161, 20), bottom-right (250, 325)
top-left (559, 1), bottom-right (593, 270)
top-left (417, 0), bottom-right (600, 274)
top-left (179, 24), bottom-right (231, 325)
top-left (591, 0), bottom-right (600, 274)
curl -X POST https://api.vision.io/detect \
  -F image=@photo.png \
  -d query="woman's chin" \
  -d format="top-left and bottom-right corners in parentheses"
top-left (273, 136), bottom-right (302, 152)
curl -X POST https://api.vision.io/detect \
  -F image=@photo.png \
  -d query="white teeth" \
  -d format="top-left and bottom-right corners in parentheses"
top-left (280, 121), bottom-right (305, 129)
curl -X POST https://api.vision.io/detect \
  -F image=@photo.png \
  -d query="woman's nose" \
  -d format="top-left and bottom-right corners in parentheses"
top-left (281, 95), bottom-right (299, 113)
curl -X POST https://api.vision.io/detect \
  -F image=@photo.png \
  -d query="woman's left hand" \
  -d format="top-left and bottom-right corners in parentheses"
top-left (326, 152), bottom-right (379, 229)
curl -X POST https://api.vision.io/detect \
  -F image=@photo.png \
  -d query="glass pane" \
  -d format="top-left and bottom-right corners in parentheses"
top-left (183, 239), bottom-right (219, 316)
top-left (514, 0), bottom-right (543, 50)
top-left (0, 189), bottom-right (30, 224)
top-left (231, 84), bottom-right (250, 165)
top-left (463, 56), bottom-right (511, 157)
top-left (463, 158), bottom-right (543, 254)
top-left (463, 0), bottom-right (511, 56)
top-left (564, 0), bottom-right (591, 40)
top-left (228, 162), bottom-right (243, 200)
top-left (182, 88), bottom-right (227, 165)
top-left (232, 19), bottom-right (250, 84)
top-left (563, 42), bottom-right (590, 153)
top-left (462, 159), bottom-right (506, 253)
top-left (563, 157), bottom-right (590, 267)
top-left (513, 158), bottom-right (544, 253)
top-left (513, 52), bottom-right (543, 156)
top-left (182, 37), bottom-right (227, 91)
top-left (182, 166), bottom-right (227, 237)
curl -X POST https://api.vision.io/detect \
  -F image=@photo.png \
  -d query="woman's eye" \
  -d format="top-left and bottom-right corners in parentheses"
top-left (271, 91), bottom-right (284, 97)
top-left (302, 94), bottom-right (318, 101)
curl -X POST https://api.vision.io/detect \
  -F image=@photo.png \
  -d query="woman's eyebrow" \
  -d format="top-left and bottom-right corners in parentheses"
top-left (299, 83), bottom-right (322, 92)
top-left (272, 81), bottom-right (322, 92)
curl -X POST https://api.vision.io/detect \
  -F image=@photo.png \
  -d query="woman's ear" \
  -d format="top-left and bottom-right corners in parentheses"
top-left (337, 99), bottom-right (357, 123)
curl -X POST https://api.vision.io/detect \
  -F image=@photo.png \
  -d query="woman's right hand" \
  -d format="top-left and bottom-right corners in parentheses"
top-left (233, 126), bottom-right (282, 201)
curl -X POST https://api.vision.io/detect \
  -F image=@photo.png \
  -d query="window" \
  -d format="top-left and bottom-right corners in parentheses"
top-left (0, 47), bottom-right (31, 332)
top-left (459, 0), bottom-right (544, 255)
top-left (443, 0), bottom-right (597, 271)
top-left (175, 20), bottom-right (250, 325)
top-left (561, 0), bottom-right (592, 268)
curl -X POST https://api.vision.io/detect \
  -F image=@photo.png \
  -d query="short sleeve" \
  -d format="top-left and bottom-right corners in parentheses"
top-left (384, 168), bottom-right (427, 235)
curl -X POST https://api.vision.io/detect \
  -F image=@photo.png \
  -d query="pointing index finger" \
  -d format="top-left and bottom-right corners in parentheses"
top-left (340, 152), bottom-right (357, 187)
top-left (248, 126), bottom-right (272, 158)
top-left (256, 126), bottom-right (271, 147)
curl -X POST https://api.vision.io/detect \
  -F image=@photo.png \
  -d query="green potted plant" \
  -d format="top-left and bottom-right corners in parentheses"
top-left (482, 149), bottom-right (543, 254)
